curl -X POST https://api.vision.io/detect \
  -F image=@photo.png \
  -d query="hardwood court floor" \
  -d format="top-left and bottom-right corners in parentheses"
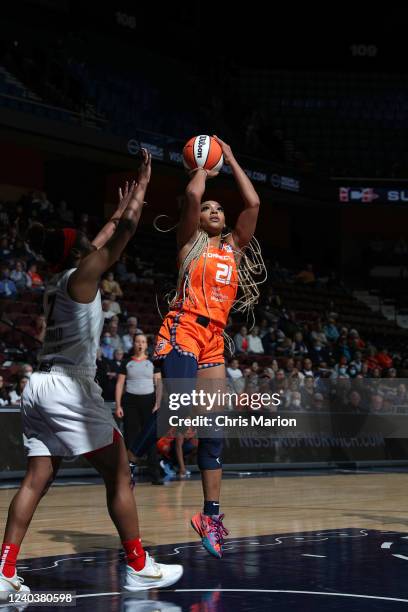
top-left (0, 470), bottom-right (407, 560)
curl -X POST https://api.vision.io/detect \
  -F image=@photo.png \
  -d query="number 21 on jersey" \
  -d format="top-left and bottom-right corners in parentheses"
top-left (215, 263), bottom-right (232, 285)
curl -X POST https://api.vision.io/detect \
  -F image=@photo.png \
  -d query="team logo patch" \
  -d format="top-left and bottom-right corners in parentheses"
top-left (155, 338), bottom-right (168, 352)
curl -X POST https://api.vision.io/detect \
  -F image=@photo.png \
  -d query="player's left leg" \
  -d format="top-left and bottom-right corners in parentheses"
top-left (85, 430), bottom-right (183, 591)
top-left (191, 364), bottom-right (229, 559)
top-left (0, 456), bottom-right (61, 598)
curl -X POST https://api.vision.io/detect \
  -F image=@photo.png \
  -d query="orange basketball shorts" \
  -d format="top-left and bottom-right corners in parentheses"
top-left (153, 311), bottom-right (225, 369)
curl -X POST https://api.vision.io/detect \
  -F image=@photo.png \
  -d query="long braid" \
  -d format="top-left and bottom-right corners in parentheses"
top-left (168, 230), bottom-right (209, 309)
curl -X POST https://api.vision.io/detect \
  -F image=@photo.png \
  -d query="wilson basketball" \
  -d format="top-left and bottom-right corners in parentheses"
top-left (182, 135), bottom-right (224, 172)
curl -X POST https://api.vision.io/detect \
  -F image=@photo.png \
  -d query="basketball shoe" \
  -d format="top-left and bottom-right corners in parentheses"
top-left (123, 552), bottom-right (183, 591)
top-left (190, 512), bottom-right (228, 558)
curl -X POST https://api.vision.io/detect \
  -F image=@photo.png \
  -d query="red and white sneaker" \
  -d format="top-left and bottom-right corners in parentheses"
top-left (0, 571), bottom-right (30, 602)
top-left (191, 512), bottom-right (229, 558)
top-left (124, 551), bottom-right (183, 591)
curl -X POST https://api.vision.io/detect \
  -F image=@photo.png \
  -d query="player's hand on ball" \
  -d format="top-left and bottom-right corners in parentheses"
top-left (213, 135), bottom-right (234, 165)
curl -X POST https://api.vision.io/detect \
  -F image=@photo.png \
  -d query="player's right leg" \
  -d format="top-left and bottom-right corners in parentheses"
top-left (85, 430), bottom-right (183, 591)
top-left (0, 456), bottom-right (61, 599)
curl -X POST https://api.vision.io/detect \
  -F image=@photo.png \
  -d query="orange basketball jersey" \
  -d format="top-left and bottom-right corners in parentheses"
top-left (176, 241), bottom-right (238, 327)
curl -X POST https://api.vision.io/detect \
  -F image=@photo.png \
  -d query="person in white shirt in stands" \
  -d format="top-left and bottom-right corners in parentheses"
top-left (102, 299), bottom-right (116, 320)
top-left (9, 377), bottom-right (28, 406)
top-left (247, 326), bottom-right (264, 354)
top-left (226, 358), bottom-right (245, 394)
top-left (107, 293), bottom-right (122, 316)
top-left (0, 375), bottom-right (10, 406)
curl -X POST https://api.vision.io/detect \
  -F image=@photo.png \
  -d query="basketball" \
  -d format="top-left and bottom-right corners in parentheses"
top-left (182, 135), bottom-right (224, 172)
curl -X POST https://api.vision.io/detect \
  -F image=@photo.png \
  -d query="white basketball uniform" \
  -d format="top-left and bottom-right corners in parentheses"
top-left (21, 268), bottom-right (121, 457)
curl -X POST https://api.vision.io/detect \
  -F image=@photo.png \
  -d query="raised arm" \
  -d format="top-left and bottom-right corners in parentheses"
top-left (91, 180), bottom-right (136, 250)
top-left (177, 167), bottom-right (218, 259)
top-left (214, 135), bottom-right (260, 249)
top-left (68, 149), bottom-right (151, 303)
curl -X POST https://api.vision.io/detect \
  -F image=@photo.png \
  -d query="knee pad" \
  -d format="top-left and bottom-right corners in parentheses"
top-left (197, 437), bottom-right (224, 470)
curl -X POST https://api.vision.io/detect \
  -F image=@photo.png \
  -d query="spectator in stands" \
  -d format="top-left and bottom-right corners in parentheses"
top-left (324, 317), bottom-right (339, 343)
top-left (27, 263), bottom-right (44, 291)
top-left (345, 390), bottom-right (365, 413)
top-left (227, 358), bottom-right (245, 394)
top-left (308, 339), bottom-right (330, 366)
top-left (369, 393), bottom-right (385, 413)
top-left (262, 328), bottom-right (278, 356)
top-left (20, 364), bottom-right (33, 378)
top-left (349, 351), bottom-right (364, 374)
top-left (301, 358), bottom-right (314, 378)
top-left (313, 393), bottom-right (326, 411)
top-left (310, 320), bottom-right (328, 346)
top-left (244, 365), bottom-right (259, 396)
top-left (234, 326), bottom-right (249, 354)
top-left (248, 326), bottom-right (264, 354)
top-left (276, 336), bottom-right (293, 357)
top-left (371, 367), bottom-right (382, 379)
top-left (280, 310), bottom-right (300, 339)
top-left (0, 376), bottom-right (9, 406)
top-left (9, 376), bottom-right (28, 405)
top-left (271, 369), bottom-right (287, 396)
top-left (295, 264), bottom-right (315, 285)
top-left (0, 238), bottom-right (12, 261)
top-left (333, 356), bottom-right (350, 378)
top-left (116, 254), bottom-right (137, 283)
top-left (107, 320), bottom-right (123, 351)
top-left (396, 384), bottom-right (408, 410)
top-left (102, 272), bottom-right (123, 298)
top-left (106, 293), bottom-right (122, 316)
top-left (285, 390), bottom-right (302, 411)
top-left (122, 324), bottom-right (139, 355)
top-left (376, 347), bottom-right (393, 370)
top-left (56, 200), bottom-right (74, 224)
top-left (10, 261), bottom-right (31, 292)
top-left (335, 338), bottom-right (352, 363)
top-left (291, 331), bottom-right (308, 357)
top-left (301, 375), bottom-right (315, 409)
top-left (100, 332), bottom-right (115, 360)
top-left (32, 315), bottom-right (46, 344)
top-left (349, 328), bottom-right (365, 350)
top-left (258, 318), bottom-right (270, 338)
top-left (258, 286), bottom-right (281, 322)
top-left (0, 204), bottom-right (9, 227)
top-left (285, 358), bottom-right (296, 377)
top-left (105, 348), bottom-right (125, 401)
top-left (127, 316), bottom-right (143, 334)
top-left (102, 299), bottom-right (116, 320)
top-left (0, 268), bottom-right (17, 298)
top-left (96, 347), bottom-right (110, 398)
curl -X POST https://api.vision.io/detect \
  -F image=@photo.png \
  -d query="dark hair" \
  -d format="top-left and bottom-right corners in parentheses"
top-left (26, 224), bottom-right (92, 269)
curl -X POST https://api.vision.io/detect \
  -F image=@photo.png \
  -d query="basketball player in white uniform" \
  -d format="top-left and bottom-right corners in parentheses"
top-left (0, 150), bottom-right (182, 599)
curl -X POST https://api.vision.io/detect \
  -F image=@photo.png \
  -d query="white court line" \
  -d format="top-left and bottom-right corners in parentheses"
top-left (75, 589), bottom-right (408, 603)
top-left (302, 554), bottom-right (326, 558)
top-left (392, 554), bottom-right (408, 561)
top-left (381, 542), bottom-right (393, 549)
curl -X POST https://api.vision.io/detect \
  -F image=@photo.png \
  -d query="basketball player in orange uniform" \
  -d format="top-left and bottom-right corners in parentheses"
top-left (154, 135), bottom-right (262, 558)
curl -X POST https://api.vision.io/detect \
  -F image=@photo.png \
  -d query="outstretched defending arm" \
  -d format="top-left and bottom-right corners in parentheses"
top-left (68, 149), bottom-right (151, 303)
top-left (213, 135), bottom-right (260, 249)
top-left (91, 180), bottom-right (137, 250)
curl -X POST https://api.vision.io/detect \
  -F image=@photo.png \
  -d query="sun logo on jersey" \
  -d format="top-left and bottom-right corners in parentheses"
top-left (155, 338), bottom-right (168, 352)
